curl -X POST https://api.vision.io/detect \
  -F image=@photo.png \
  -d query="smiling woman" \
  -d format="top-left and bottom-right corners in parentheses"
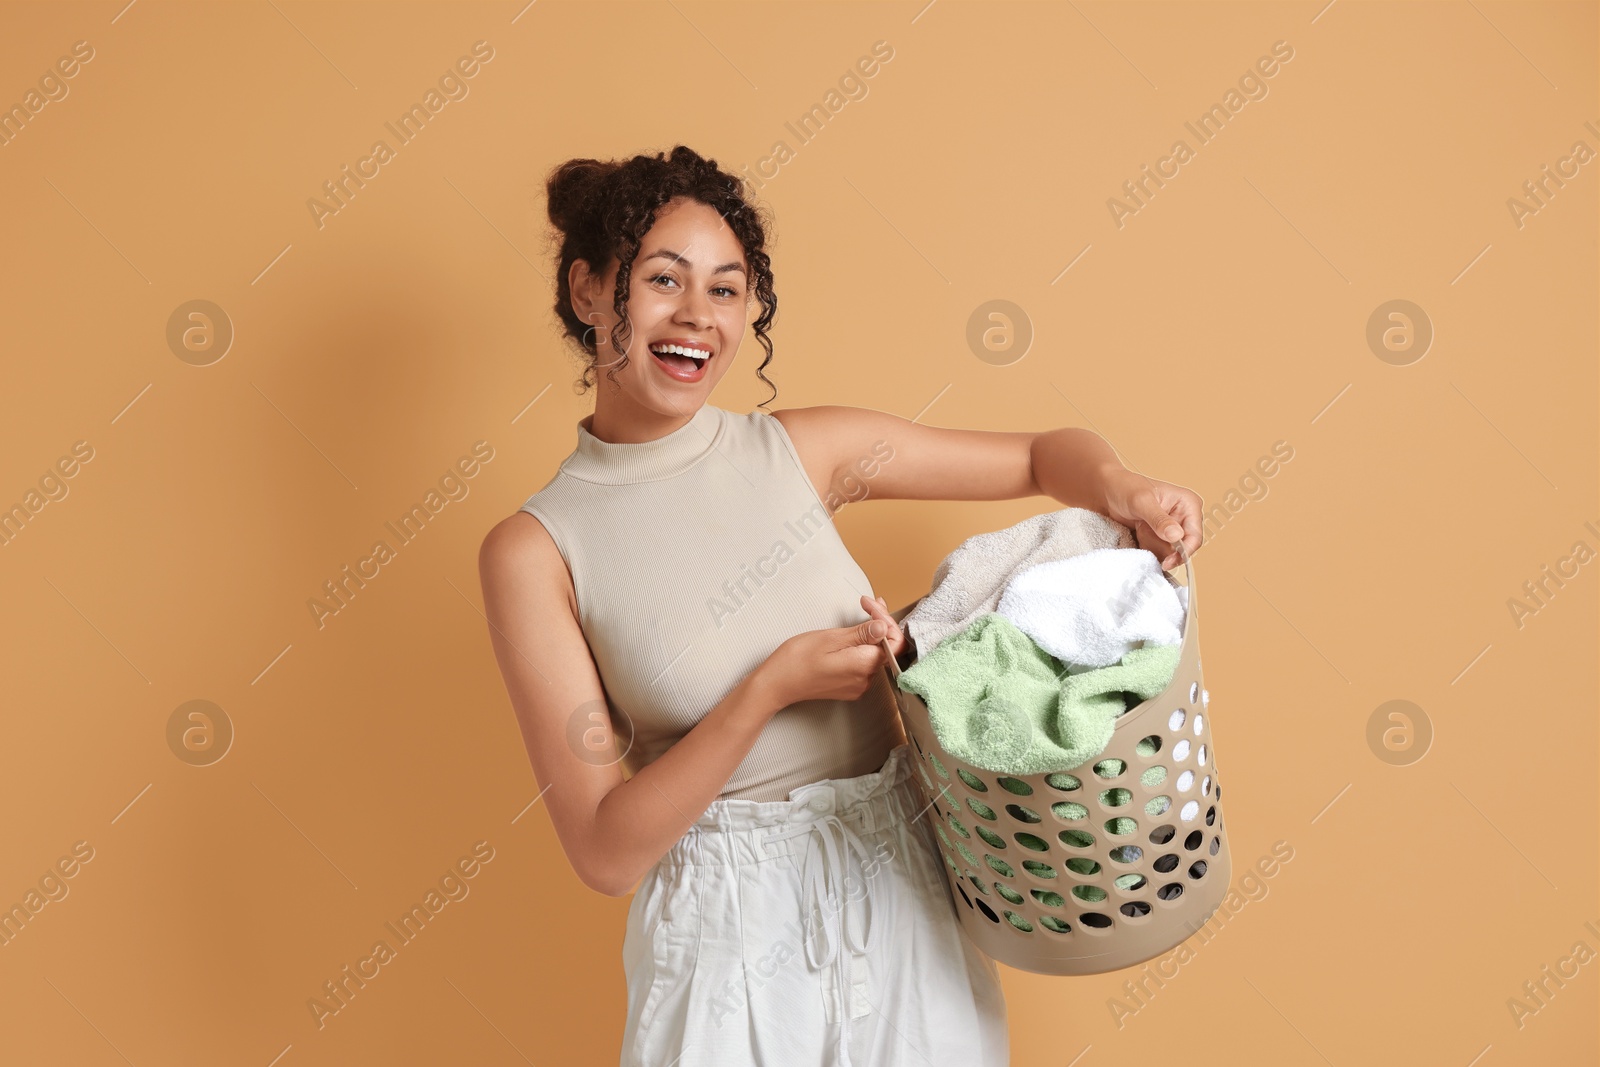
top-left (477, 144), bottom-right (1200, 1067)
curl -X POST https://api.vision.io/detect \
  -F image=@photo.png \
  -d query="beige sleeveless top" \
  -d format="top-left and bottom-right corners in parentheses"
top-left (519, 403), bottom-right (902, 802)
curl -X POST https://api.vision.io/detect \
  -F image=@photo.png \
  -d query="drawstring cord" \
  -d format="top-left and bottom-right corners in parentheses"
top-left (764, 809), bottom-right (879, 1066)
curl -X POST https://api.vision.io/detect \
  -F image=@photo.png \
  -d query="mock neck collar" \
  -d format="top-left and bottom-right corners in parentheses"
top-left (560, 403), bottom-right (726, 484)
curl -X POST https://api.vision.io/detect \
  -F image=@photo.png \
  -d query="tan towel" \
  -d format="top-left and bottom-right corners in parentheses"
top-left (903, 508), bottom-right (1134, 658)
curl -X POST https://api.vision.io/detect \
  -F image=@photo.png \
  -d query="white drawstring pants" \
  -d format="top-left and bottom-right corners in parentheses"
top-left (620, 743), bottom-right (1010, 1066)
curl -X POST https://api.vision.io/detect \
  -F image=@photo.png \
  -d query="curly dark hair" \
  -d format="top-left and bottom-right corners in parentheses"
top-left (545, 145), bottom-right (778, 406)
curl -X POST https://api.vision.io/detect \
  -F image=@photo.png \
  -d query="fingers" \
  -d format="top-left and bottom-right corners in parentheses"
top-left (859, 595), bottom-right (903, 643)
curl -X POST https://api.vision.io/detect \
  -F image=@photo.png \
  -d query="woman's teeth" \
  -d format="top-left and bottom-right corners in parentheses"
top-left (650, 343), bottom-right (707, 370)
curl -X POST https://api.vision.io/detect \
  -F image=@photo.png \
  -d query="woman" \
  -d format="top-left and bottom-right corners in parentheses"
top-left (479, 145), bottom-right (1202, 1067)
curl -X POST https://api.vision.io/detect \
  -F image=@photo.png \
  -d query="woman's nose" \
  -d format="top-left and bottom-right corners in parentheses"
top-left (675, 288), bottom-right (713, 328)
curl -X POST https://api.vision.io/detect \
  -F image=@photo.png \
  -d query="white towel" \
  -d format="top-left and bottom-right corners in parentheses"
top-left (902, 508), bottom-right (1134, 658)
top-left (996, 547), bottom-right (1189, 670)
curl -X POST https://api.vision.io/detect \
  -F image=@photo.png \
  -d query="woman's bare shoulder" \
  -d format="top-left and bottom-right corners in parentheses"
top-left (479, 510), bottom-right (574, 611)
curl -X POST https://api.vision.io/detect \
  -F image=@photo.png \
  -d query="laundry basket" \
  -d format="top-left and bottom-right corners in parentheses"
top-left (884, 537), bottom-right (1228, 975)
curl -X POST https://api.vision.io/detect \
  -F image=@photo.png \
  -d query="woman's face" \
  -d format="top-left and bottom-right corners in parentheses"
top-left (571, 196), bottom-right (751, 413)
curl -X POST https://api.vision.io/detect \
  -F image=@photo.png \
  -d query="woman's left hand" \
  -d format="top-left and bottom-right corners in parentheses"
top-left (1098, 467), bottom-right (1203, 571)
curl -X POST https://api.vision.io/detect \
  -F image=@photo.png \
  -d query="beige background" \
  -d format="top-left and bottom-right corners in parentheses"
top-left (1, 0), bottom-right (1595, 1063)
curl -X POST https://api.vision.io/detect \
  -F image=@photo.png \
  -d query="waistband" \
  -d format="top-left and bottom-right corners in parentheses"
top-left (653, 743), bottom-right (925, 869)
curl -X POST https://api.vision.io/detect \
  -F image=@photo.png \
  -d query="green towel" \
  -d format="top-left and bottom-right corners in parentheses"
top-left (896, 612), bottom-right (1181, 775)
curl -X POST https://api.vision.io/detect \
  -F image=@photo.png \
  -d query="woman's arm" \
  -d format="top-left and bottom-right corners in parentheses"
top-left (772, 405), bottom-right (1203, 570)
top-left (478, 513), bottom-right (782, 897)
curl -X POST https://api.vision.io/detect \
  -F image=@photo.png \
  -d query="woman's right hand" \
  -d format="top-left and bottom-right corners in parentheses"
top-left (758, 612), bottom-right (898, 707)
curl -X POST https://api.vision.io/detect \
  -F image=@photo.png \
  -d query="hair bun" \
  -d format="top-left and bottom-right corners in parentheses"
top-left (546, 158), bottom-right (615, 232)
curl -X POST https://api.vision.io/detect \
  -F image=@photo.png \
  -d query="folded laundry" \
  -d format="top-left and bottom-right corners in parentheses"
top-left (896, 612), bottom-right (1182, 775)
top-left (997, 547), bottom-right (1189, 670)
top-left (902, 508), bottom-right (1134, 659)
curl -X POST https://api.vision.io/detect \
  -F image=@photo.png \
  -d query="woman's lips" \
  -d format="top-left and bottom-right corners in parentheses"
top-left (650, 345), bottom-right (710, 382)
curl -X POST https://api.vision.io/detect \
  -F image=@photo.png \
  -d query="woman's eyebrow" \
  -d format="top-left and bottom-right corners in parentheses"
top-left (641, 248), bottom-right (747, 276)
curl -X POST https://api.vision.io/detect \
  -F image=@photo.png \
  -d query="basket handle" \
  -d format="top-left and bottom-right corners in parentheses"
top-left (879, 535), bottom-right (1194, 682)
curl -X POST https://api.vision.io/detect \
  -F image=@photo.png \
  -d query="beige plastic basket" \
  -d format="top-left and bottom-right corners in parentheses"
top-left (884, 537), bottom-right (1228, 975)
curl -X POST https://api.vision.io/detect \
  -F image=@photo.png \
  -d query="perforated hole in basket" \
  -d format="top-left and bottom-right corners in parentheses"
top-left (1006, 804), bottom-right (1042, 824)
top-left (985, 855), bottom-right (1015, 878)
top-left (1053, 801), bottom-right (1088, 821)
top-left (995, 883), bottom-right (1024, 905)
top-left (1136, 734), bottom-right (1162, 757)
top-left (1022, 859), bottom-right (1057, 878)
top-left (1140, 765), bottom-right (1168, 788)
top-left (1093, 759), bottom-right (1126, 779)
top-left (1099, 788), bottom-right (1133, 808)
top-left (1014, 832), bottom-right (1049, 851)
top-left (996, 777), bottom-right (1033, 796)
top-left (957, 768), bottom-right (987, 791)
top-left (1031, 889), bottom-right (1065, 908)
top-left (1058, 829), bottom-right (1094, 849)
top-left (1145, 795), bottom-right (1172, 817)
top-left (1045, 773), bottom-right (1081, 792)
top-left (975, 825), bottom-right (1006, 849)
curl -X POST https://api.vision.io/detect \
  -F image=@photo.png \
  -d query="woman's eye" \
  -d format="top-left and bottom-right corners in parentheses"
top-left (649, 273), bottom-right (739, 299)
